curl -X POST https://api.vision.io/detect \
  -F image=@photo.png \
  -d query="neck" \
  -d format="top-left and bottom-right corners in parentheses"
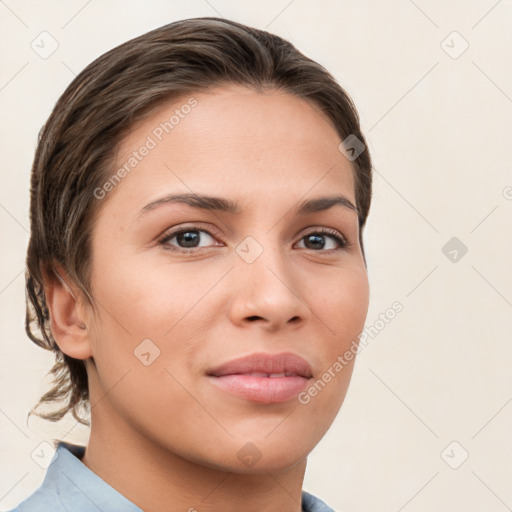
top-left (81, 395), bottom-right (307, 512)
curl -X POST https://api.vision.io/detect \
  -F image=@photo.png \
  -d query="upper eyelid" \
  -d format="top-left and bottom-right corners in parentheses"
top-left (158, 223), bottom-right (221, 242)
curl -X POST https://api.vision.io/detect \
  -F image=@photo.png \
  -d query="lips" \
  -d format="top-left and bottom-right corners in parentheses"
top-left (207, 352), bottom-right (313, 404)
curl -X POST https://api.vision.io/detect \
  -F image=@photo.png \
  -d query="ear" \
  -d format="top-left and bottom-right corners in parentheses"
top-left (43, 264), bottom-right (93, 360)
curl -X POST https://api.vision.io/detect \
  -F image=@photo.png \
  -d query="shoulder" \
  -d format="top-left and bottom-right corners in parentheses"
top-left (5, 441), bottom-right (143, 512)
top-left (3, 486), bottom-right (66, 512)
top-left (4, 441), bottom-right (81, 512)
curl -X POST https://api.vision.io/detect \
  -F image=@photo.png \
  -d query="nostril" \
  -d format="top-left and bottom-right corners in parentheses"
top-left (247, 316), bottom-right (262, 322)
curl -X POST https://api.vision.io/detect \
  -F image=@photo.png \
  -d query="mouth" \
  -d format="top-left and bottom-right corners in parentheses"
top-left (207, 352), bottom-right (313, 404)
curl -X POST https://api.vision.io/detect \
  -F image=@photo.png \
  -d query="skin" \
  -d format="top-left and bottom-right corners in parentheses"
top-left (46, 84), bottom-right (370, 512)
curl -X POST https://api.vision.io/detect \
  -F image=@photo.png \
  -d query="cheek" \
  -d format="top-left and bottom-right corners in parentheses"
top-left (88, 255), bottom-right (214, 386)
top-left (301, 268), bottom-right (369, 412)
top-left (91, 255), bottom-right (195, 336)
top-left (320, 266), bottom-right (370, 345)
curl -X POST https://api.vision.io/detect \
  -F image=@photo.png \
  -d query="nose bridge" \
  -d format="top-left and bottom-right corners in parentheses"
top-left (229, 230), bottom-right (309, 329)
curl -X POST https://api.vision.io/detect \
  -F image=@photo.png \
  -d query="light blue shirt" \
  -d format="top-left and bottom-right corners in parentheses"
top-left (6, 442), bottom-right (336, 512)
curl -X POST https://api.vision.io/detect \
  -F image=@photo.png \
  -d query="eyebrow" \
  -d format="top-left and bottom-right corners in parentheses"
top-left (138, 193), bottom-right (359, 217)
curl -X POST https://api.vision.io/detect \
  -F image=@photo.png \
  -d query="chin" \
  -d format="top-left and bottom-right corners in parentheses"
top-left (233, 436), bottom-right (312, 474)
top-left (184, 436), bottom-right (312, 475)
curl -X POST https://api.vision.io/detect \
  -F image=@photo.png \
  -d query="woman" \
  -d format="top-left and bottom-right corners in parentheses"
top-left (11, 16), bottom-right (372, 512)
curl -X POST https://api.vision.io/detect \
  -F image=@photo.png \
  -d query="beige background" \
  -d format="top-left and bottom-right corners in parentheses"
top-left (1, 1), bottom-right (512, 511)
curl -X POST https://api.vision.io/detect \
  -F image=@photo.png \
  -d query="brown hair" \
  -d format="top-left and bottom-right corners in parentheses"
top-left (25, 16), bottom-right (373, 426)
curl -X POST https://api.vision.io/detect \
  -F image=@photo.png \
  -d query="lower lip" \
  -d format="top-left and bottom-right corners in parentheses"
top-left (209, 374), bottom-right (311, 403)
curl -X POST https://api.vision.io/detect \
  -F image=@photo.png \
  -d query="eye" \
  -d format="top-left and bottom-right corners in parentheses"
top-left (159, 226), bottom-right (220, 252)
top-left (158, 225), bottom-right (349, 253)
top-left (296, 228), bottom-right (348, 251)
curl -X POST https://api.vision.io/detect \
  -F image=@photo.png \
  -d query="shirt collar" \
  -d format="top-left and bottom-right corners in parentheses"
top-left (45, 441), bottom-right (142, 511)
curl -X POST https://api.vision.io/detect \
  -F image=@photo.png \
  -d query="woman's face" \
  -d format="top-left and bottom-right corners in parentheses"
top-left (84, 84), bottom-right (369, 472)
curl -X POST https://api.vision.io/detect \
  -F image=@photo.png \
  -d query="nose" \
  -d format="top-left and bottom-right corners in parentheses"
top-left (227, 240), bottom-right (311, 332)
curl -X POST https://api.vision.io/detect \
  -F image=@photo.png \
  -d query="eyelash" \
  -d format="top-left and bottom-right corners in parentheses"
top-left (158, 225), bottom-right (349, 254)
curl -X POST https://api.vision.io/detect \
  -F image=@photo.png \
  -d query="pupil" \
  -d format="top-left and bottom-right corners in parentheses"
top-left (178, 231), bottom-right (199, 247)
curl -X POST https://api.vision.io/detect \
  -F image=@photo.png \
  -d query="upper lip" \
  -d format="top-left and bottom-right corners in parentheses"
top-left (207, 352), bottom-right (313, 378)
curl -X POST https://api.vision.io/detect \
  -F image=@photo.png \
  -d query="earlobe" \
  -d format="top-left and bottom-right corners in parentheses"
top-left (44, 265), bottom-right (93, 360)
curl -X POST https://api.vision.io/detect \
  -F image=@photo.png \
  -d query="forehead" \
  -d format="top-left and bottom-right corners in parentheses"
top-left (107, 84), bottom-right (355, 211)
